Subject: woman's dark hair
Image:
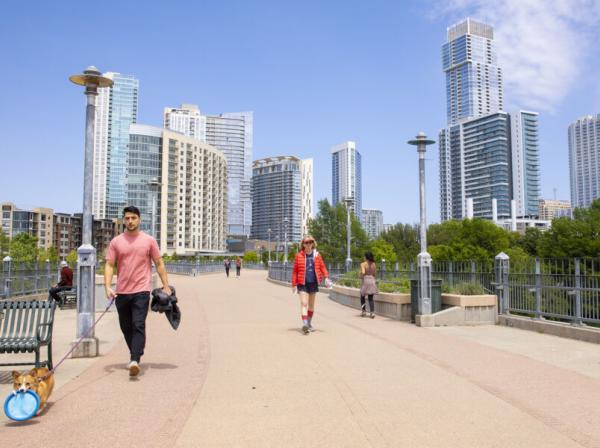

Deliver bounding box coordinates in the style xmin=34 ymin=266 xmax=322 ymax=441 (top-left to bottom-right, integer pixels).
xmin=123 ymin=205 xmax=141 ymax=217
xmin=364 ymin=251 xmax=375 ymax=263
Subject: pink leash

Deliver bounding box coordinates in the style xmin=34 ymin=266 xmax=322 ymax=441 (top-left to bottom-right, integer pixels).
xmin=41 ymin=298 xmax=115 ymax=380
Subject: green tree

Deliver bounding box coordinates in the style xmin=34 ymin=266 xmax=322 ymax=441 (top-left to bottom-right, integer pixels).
xmin=38 ymin=246 xmax=59 ymax=264
xmin=370 ymin=238 xmax=397 ymax=263
xmin=308 ymin=199 xmax=370 ymax=263
xmin=380 ymin=223 xmax=420 ymax=262
xmin=66 ymin=249 xmax=78 ymax=267
xmin=537 ymin=200 xmax=600 ymax=258
xmin=9 ymin=233 xmax=38 ymax=265
xmin=516 ymin=227 xmax=542 ymax=256
xmin=425 ymin=218 xmax=513 ymax=261
xmin=0 ymin=231 xmax=10 ymax=259
xmin=243 ymin=251 xmax=259 ymax=263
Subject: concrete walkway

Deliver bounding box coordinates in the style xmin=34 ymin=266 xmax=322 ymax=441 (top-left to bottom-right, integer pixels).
xmin=1 ymin=270 xmax=599 ymax=447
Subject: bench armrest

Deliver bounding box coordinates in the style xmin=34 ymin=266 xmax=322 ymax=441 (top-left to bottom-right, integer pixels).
xmin=37 ymin=321 xmax=54 ymax=343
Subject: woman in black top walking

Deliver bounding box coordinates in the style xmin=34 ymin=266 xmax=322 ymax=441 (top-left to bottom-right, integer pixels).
xmin=359 ymin=251 xmax=378 ymax=318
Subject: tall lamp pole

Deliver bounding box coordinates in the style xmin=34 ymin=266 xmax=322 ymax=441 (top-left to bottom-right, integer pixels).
xmin=69 ymin=66 xmax=113 ymax=357
xmin=408 ymin=132 xmax=435 ymax=315
xmin=343 ymin=197 xmax=354 ymax=272
xmin=283 ymin=217 xmax=289 ymax=264
xmin=148 ymin=177 xmax=161 ymax=241
xmin=267 ymin=228 xmax=272 ymax=264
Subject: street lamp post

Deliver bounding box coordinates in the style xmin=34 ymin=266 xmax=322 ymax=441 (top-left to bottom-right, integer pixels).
xmin=69 ymin=66 xmax=113 ymax=357
xmin=148 ymin=177 xmax=161 ymax=241
xmin=267 ymin=228 xmax=272 ymax=264
xmin=283 ymin=218 xmax=289 ymax=264
xmin=343 ymin=197 xmax=354 ymax=272
xmin=408 ymin=132 xmax=435 ymax=315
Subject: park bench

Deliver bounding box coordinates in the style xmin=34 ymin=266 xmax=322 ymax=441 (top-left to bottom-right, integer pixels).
xmin=57 ymin=287 xmax=77 ymax=310
xmin=0 ymin=300 xmax=56 ymax=369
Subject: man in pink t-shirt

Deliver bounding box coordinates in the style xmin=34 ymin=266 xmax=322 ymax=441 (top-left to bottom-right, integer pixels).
xmin=105 ymin=205 xmax=172 ymax=377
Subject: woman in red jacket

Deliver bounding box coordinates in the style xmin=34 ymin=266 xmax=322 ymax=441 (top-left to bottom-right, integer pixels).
xmin=292 ymin=235 xmax=331 ymax=334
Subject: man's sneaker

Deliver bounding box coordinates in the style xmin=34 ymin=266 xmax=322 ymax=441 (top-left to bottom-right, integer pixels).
xmin=360 ymin=309 xmax=366 ymax=317
xmin=370 ymin=312 xmax=375 ymax=319
xmin=302 ymin=325 xmax=310 ymax=335
xmin=128 ymin=361 xmax=140 ymax=377
xmin=308 ymin=323 xmax=316 ymax=332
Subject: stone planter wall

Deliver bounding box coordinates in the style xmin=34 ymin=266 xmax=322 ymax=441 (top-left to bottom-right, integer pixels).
xmin=329 ymin=285 xmax=411 ymax=321
xmin=416 ymin=294 xmax=498 ymax=327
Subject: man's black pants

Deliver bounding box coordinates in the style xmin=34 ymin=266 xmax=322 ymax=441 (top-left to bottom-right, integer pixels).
xmin=48 ymin=286 xmax=71 ymax=302
xmin=115 ymin=292 xmax=150 ymax=363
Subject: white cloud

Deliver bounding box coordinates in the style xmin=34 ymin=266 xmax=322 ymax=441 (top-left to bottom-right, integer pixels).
xmin=431 ymin=0 xmax=600 ymax=112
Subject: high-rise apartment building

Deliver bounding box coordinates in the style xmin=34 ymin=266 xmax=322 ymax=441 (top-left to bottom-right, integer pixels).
xmin=439 ymin=18 xmax=540 ymax=221
xmin=128 ymin=125 xmax=228 ymax=255
xmin=511 ymin=111 xmax=541 ymax=216
xmin=164 ymin=104 xmax=253 ymax=236
xmin=443 ymin=18 xmax=503 ymax=126
xmin=163 ymin=104 xmax=206 ymax=141
xmin=569 ymin=114 xmax=600 ymax=209
xmin=440 ymin=113 xmax=512 ymax=219
xmin=331 ymin=141 xmax=362 ymax=221
xmin=300 ymin=158 xmax=314 ymax=237
xmin=93 ymin=72 xmax=139 ymax=219
xmin=538 ymin=199 xmax=571 ymax=221
xmin=251 ymin=156 xmax=313 ymax=243
xmin=361 ymin=209 xmax=384 ymax=239
xmin=1 ymin=203 xmax=120 ymax=259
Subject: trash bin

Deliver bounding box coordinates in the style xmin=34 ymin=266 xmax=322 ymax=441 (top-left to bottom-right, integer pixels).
xmin=410 ymin=278 xmax=442 ymax=322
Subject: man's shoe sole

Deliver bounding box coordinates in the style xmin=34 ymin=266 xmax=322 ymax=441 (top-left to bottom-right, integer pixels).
xmin=129 ymin=364 xmax=140 ymax=377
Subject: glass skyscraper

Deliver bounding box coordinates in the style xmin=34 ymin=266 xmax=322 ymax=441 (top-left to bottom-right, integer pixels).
xmin=93 ymin=72 xmax=139 ymax=219
xmin=569 ymin=114 xmax=600 ymax=209
xmin=439 ymin=18 xmax=540 ymax=221
xmin=331 ymin=141 xmax=362 ymax=221
xmin=164 ymin=105 xmax=253 ymax=236
xmin=442 ymin=18 xmax=503 ymax=126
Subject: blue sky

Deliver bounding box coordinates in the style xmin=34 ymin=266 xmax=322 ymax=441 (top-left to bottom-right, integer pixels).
xmin=1 ymin=0 xmax=599 ymax=225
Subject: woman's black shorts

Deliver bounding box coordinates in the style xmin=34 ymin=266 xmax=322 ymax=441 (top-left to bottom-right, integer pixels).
xmin=297 ymin=282 xmax=319 ymax=294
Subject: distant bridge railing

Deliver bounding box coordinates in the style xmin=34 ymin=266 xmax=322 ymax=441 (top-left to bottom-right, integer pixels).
xmin=268 ymin=256 xmax=600 ymax=326
xmin=165 ymin=261 xmax=266 ymax=276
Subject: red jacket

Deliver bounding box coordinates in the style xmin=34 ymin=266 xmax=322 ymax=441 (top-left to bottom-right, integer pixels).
xmin=292 ymin=250 xmax=329 ymax=286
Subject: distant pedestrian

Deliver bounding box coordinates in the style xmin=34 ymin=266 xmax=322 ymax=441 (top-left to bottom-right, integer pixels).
xmin=359 ymin=251 xmax=378 ymax=318
xmin=48 ymin=260 xmax=73 ymax=303
xmin=224 ymin=258 xmax=231 ymax=277
xmin=105 ymin=205 xmax=172 ymax=377
xmin=292 ymin=235 xmax=330 ymax=334
xmin=235 ymin=256 xmax=242 ymax=277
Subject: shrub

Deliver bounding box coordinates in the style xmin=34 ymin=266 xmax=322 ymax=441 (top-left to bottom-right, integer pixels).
xmin=450 ymin=282 xmax=486 ymax=295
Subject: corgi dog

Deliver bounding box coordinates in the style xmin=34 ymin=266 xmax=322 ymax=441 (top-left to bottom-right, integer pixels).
xmin=12 ymin=367 xmax=55 ymax=413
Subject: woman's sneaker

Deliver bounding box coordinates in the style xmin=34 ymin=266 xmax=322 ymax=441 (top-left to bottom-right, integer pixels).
xmin=360 ymin=309 xmax=366 ymax=317
xmin=370 ymin=312 xmax=375 ymax=319
xmin=302 ymin=325 xmax=310 ymax=334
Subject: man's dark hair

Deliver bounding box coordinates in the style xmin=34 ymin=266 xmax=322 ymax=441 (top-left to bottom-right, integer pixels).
xmin=123 ymin=205 xmax=141 ymax=217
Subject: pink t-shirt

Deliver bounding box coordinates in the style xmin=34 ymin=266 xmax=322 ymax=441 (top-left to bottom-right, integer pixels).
xmin=106 ymin=232 xmax=161 ymax=294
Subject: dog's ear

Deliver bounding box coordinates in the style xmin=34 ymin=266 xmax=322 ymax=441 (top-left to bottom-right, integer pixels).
xmin=29 ymin=368 xmax=38 ymax=377
xmin=12 ymin=370 xmax=20 ymax=380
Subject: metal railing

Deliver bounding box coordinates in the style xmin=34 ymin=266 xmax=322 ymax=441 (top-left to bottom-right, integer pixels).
xmin=268 ymin=256 xmax=600 ymax=326
xmin=1 ymin=260 xmax=68 ymax=299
